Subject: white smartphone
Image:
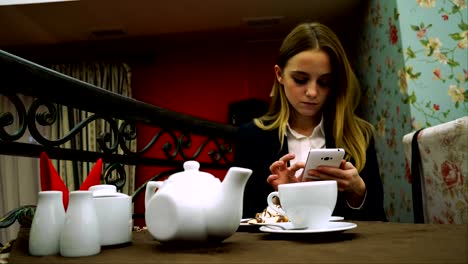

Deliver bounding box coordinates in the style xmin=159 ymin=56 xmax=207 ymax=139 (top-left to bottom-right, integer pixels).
xmin=302 ymin=148 xmax=346 ymax=181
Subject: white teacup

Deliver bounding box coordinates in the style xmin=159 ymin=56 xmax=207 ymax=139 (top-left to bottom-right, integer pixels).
xmin=266 ymin=180 xmax=338 ymax=229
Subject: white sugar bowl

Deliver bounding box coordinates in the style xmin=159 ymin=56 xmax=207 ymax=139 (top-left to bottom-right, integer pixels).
xmin=89 ymin=184 xmax=132 ymax=246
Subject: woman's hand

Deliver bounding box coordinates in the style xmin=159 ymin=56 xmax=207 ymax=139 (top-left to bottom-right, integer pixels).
xmin=266 ymin=153 xmax=305 ymax=190
xmin=306 ymin=160 xmax=366 ymax=206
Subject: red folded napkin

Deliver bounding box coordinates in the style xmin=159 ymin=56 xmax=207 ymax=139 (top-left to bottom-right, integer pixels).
xmin=39 ymin=152 xmax=103 ymax=210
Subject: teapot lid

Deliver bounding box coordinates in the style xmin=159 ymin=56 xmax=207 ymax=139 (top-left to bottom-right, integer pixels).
xmin=184 ymin=160 xmax=200 ymax=171
xmin=167 ymin=160 xmax=219 ymax=184
xmin=89 ymin=184 xmax=128 ymax=198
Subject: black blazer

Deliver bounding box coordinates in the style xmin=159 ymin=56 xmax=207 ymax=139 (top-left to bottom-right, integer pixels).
xmin=234 ymin=121 xmax=387 ymax=221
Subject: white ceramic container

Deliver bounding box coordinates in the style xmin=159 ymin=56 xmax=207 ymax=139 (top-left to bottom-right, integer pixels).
xmin=29 ymin=191 xmax=65 ymax=256
xmin=89 ymin=184 xmax=132 ymax=246
xmin=59 ymin=191 xmax=101 ymax=257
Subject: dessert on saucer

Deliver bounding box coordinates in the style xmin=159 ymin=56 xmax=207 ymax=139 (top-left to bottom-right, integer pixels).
xmin=243 ymin=196 xmax=288 ymax=225
xmin=240 ymin=195 xmax=345 ymax=227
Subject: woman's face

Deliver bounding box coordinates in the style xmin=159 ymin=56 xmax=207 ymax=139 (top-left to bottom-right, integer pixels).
xmin=275 ymin=49 xmax=332 ymax=122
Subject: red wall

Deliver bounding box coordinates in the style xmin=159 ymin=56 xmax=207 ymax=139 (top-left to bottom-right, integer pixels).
xmin=132 ymin=38 xmax=279 ymax=121
xmin=130 ymin=35 xmax=281 ymax=225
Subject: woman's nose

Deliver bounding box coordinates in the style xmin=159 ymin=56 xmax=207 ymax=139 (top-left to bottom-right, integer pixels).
xmin=305 ymin=82 xmax=318 ymax=97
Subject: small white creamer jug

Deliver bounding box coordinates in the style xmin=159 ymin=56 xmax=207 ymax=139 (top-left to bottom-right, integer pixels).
xmin=29 ymin=191 xmax=65 ymax=256
xmin=59 ymin=191 xmax=101 ymax=257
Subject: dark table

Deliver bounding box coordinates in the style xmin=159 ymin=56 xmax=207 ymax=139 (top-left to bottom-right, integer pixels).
xmin=8 ymin=221 xmax=468 ymax=263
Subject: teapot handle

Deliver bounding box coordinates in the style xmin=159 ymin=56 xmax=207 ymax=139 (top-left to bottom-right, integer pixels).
xmin=144 ymin=181 xmax=163 ymax=209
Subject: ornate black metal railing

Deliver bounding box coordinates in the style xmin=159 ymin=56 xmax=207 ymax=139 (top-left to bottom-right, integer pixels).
xmin=0 ymin=49 xmax=238 ymax=193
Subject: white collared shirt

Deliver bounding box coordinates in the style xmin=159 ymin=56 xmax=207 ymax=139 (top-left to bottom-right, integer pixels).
xmin=286 ymin=118 xmax=326 ymax=177
xmin=286 ymin=119 xmax=366 ymax=210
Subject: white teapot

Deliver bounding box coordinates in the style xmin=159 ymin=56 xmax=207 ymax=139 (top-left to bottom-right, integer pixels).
xmin=144 ymin=160 xmax=252 ymax=243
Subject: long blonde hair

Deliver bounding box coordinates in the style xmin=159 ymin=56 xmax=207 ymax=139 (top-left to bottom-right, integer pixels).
xmin=254 ymin=22 xmax=373 ymax=172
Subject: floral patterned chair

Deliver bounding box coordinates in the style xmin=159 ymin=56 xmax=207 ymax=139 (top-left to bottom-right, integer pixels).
xmin=403 ymin=116 xmax=468 ymax=224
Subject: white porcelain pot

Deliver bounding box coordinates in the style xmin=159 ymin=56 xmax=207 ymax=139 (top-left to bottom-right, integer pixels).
xmin=145 ymin=160 xmax=252 ymax=243
xmin=89 ymin=185 xmax=133 ymax=246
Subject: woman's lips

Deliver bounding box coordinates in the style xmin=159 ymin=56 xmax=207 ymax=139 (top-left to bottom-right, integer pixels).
xmin=302 ymin=102 xmax=318 ymax=106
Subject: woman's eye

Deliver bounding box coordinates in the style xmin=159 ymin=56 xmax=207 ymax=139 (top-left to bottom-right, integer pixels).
xmin=317 ymin=79 xmax=332 ymax=87
xmin=293 ymin=78 xmax=308 ymax=85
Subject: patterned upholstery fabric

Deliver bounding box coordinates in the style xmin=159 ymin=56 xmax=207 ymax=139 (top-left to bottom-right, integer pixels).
xmin=403 ymin=116 xmax=468 ymax=224
xmin=0 ymin=241 xmax=13 ymax=264
xmin=0 ymin=205 xmax=36 ymax=264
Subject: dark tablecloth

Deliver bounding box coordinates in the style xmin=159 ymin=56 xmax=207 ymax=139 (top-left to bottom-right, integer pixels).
xmin=8 ymin=221 xmax=468 ymax=263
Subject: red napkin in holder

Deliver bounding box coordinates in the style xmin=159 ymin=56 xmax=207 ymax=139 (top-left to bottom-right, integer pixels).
xmin=39 ymin=152 xmax=103 ymax=210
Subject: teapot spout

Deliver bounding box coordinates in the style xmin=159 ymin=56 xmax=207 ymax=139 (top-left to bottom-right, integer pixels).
xmin=206 ymin=167 xmax=252 ymax=240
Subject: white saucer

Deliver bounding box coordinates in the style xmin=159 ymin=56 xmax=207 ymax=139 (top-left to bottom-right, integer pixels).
xmin=259 ymin=221 xmax=357 ymax=234
xmin=240 ymin=216 xmax=344 ymax=226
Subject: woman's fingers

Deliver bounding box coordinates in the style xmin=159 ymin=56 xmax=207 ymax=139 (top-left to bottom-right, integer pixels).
xmin=339 ymin=160 xmax=347 ymax=169
xmin=266 ymin=174 xmax=279 ymax=185
xmin=342 ymin=161 xmax=354 ymax=169
xmin=287 ymin=162 xmax=304 ymax=180
xmin=269 ymin=153 xmax=296 ymax=173
xmin=269 ymin=160 xmax=285 ymax=173
xmin=313 ymin=161 xmax=363 ymax=192
xmin=267 ymin=174 xmax=287 ymax=191
xmin=290 ymin=161 xmax=305 ymax=170
xmin=279 ymin=153 xmax=295 ymax=162
xmin=268 ymin=153 xmax=302 ymax=189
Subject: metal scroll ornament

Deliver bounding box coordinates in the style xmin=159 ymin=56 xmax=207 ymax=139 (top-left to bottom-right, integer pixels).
xmin=1 ymin=96 xmax=233 ymax=163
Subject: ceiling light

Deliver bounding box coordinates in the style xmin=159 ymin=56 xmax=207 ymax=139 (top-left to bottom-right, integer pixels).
xmin=0 ymin=0 xmax=77 ymax=6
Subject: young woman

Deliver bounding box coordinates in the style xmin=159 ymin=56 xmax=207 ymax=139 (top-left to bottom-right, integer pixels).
xmin=234 ymin=22 xmax=387 ymax=221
